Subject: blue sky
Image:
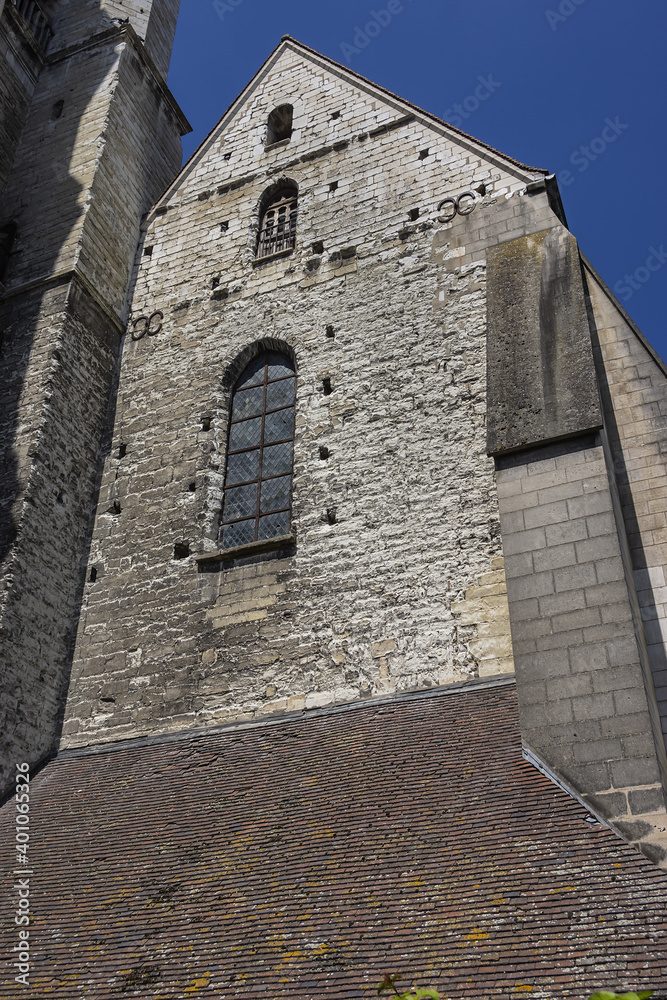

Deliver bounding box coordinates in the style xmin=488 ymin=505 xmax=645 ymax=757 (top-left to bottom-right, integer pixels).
xmin=167 ymin=0 xmax=667 ymax=359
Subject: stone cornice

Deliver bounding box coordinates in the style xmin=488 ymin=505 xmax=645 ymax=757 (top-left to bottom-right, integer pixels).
xmin=0 ymin=266 xmax=125 ymax=336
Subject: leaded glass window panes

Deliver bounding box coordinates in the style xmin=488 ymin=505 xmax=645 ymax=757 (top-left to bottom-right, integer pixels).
xmin=220 ymin=351 xmax=296 ymax=549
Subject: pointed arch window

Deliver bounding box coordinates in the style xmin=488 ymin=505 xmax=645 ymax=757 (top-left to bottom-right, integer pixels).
xmin=220 ymin=351 xmax=296 ymax=550
xmin=256 ymin=186 xmax=297 ymax=259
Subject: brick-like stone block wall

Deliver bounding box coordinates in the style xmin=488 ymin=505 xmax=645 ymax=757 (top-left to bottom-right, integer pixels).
xmin=1 ymin=29 xmax=185 ymax=308
xmin=50 ymin=1 xmax=180 ymax=77
xmin=63 ymin=43 xmax=558 ymax=748
xmin=496 ymin=434 xmax=667 ymax=864
xmin=0 ymin=281 xmax=122 ymax=794
xmin=142 ymin=0 xmax=180 ymax=78
xmin=0 ymin=16 xmax=185 ymax=795
xmin=451 ymin=557 xmax=514 ymax=677
xmin=0 ymin=5 xmax=39 ymax=200
xmin=586 ymin=266 xmax=667 ymax=746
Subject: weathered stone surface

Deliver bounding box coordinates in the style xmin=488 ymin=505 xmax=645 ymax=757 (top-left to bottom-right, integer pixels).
xmin=451 ymin=557 xmax=515 ymax=677
xmin=48 ymin=0 xmax=180 ymax=78
xmin=585 ymin=265 xmax=667 ymax=748
xmin=0 ymin=5 xmax=185 ymax=795
xmin=486 ymin=226 xmax=602 ymax=454
xmin=64 ymin=41 xmax=553 ymax=748
xmin=0 ymin=4 xmax=39 ymax=199
xmin=4 ymin=23 xmax=667 ymax=877
xmin=496 ymin=433 xmax=667 ymax=863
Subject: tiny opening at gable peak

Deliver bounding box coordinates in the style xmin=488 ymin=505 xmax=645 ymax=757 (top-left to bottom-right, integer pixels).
xmin=266 ymin=104 xmax=294 ymax=146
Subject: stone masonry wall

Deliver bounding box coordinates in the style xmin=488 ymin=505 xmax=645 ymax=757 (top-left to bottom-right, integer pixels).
xmin=451 ymin=557 xmax=514 ymax=677
xmin=50 ymin=1 xmax=180 ymax=76
xmin=63 ymin=43 xmax=555 ymax=747
xmin=0 ymin=282 xmax=121 ymax=793
xmin=496 ymin=434 xmax=667 ymax=865
xmin=0 ymin=13 xmax=185 ymax=793
xmin=0 ymin=4 xmax=40 ymax=200
xmin=1 ymin=30 xmax=184 ymax=309
xmin=1 ymin=38 xmax=124 ymax=290
xmin=586 ymin=267 xmax=667 ymax=745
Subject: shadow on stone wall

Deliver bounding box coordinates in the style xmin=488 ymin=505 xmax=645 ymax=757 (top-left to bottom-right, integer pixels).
xmin=0 ymin=1 xmax=187 ymax=791
xmin=0 ymin=2 xmax=116 ymax=566
xmin=586 ymin=288 xmax=667 ymax=759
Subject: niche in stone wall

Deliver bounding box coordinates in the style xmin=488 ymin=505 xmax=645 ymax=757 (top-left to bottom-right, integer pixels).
xmin=265 ymin=104 xmax=293 ymax=146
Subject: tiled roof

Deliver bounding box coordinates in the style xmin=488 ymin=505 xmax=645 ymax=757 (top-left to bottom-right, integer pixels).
xmin=1 ymin=682 xmax=666 ymax=997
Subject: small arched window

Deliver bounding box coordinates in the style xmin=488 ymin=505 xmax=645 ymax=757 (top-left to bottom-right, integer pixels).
xmin=266 ymin=104 xmax=293 ymax=146
xmin=256 ymin=185 xmax=297 ymax=259
xmin=220 ymin=350 xmax=296 ymax=550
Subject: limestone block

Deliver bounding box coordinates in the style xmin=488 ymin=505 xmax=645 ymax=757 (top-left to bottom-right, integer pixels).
xmin=486 ymin=226 xmax=602 ymax=454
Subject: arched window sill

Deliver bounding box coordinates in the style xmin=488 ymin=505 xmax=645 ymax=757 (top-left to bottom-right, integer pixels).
xmin=195 ymin=533 xmax=296 ymax=565
xmin=264 ymin=137 xmax=291 ymax=151
xmin=252 ymin=247 xmax=294 ymax=267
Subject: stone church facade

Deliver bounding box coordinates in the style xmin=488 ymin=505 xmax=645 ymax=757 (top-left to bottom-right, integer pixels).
xmin=1 ymin=2 xmax=667 ymax=996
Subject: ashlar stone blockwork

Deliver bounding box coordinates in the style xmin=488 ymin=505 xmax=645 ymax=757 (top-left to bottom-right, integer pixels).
xmin=496 ymin=434 xmax=667 ymax=865
xmin=49 ymin=0 xmax=180 ymax=78
xmin=585 ymin=265 xmax=667 ymax=745
xmin=0 ymin=1 xmax=41 ymax=199
xmin=0 ymin=8 xmax=186 ymax=795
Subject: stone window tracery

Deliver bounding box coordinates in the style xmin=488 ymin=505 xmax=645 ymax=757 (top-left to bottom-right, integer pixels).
xmin=220 ymin=351 xmax=296 ymax=550
xmin=256 ymin=185 xmax=298 ymax=259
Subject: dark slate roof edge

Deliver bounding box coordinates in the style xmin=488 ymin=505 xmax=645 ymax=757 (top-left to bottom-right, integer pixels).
xmin=523 ymin=741 xmax=610 ymax=830
xmin=581 ymin=254 xmax=667 ymax=377
xmin=56 ymin=674 xmax=516 ymax=760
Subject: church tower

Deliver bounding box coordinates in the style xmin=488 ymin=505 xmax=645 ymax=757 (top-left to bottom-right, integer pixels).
xmin=0 ymin=0 xmax=189 ymax=792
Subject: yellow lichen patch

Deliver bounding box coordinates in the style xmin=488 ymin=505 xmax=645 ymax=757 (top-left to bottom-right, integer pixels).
xmin=463 ymin=928 xmax=490 ymax=941
xmin=185 ymin=973 xmax=211 ymax=992
xmin=515 ymin=985 xmax=533 ymax=992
